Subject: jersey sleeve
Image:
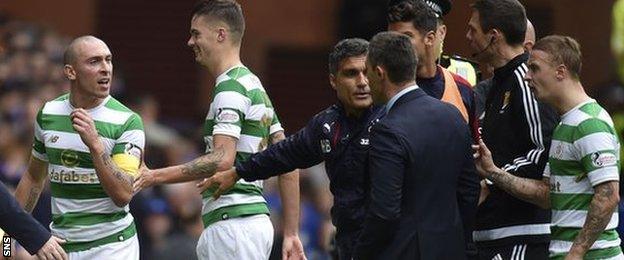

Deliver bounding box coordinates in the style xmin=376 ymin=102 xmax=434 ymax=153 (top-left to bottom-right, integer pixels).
xmin=211 ymin=80 xmax=250 ymax=139
xmin=270 ymin=109 xmax=284 ymax=135
xmin=574 ymin=118 xmax=620 ymax=186
xmin=32 ymin=109 xmax=48 ymax=162
xmin=111 ymin=113 xmax=145 ymax=177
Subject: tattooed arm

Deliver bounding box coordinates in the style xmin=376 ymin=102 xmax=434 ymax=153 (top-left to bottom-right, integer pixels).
xmin=136 ymin=134 xmax=237 ymax=189
xmin=15 ymin=157 xmax=48 ymax=212
xmin=567 ymin=181 xmax=620 ymax=258
xmin=474 ymin=139 xmax=551 ymax=209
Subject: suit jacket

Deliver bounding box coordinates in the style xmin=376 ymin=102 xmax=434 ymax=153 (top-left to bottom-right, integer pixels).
xmin=0 ymin=182 xmax=50 ymax=255
xmin=355 ymin=88 xmax=479 ymax=260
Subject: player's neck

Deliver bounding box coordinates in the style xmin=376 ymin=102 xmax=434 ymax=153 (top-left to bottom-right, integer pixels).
xmin=69 ymin=88 xmax=105 ymax=110
xmin=210 ymin=49 xmax=242 ymax=79
xmin=553 ymin=81 xmax=589 ymax=115
xmin=417 ymin=58 xmax=438 ymax=79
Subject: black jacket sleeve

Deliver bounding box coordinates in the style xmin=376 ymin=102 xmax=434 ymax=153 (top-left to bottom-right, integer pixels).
xmin=0 ymin=183 xmax=50 ymax=255
xmin=456 ymin=126 xmax=480 ymax=257
xmin=503 ymin=72 xmax=558 ymax=179
xmin=354 ymin=123 xmax=405 ymax=260
xmin=237 ymin=116 xmax=325 ymax=181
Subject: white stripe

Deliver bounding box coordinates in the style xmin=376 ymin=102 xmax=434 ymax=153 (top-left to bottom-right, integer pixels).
xmin=34 ymin=120 xmax=45 ymax=142
xmin=550 ymin=175 xmax=593 ymax=194
xmin=270 ymin=123 xmax=284 ymax=135
xmin=51 ymin=214 xmax=134 ymax=242
xmin=212 ymin=125 xmax=242 ymax=139
xmin=117 ymin=129 xmax=146 ymax=150
xmin=549 ymin=238 xmax=621 ymax=254
xmin=237 ymin=134 xmax=264 ymax=154
xmin=552 ymin=210 xmax=619 ymax=229
xmin=473 ymin=223 xmax=551 ymax=241
xmin=51 ymin=197 xmax=127 ymax=215
xmin=246 ymin=104 xmax=271 ymax=121
xmin=202 ymin=193 xmax=267 ymax=215
xmin=32 ymin=150 xmax=48 ymax=162
xmin=587 ymin=167 xmax=620 ymax=186
xmin=237 ymin=74 xmax=264 ymax=92
xmin=511 ymin=245 xmax=518 ymax=260
xmin=549 ymin=140 xmax=578 ymax=161
xmin=520 ymin=244 xmax=527 ymax=260
xmin=90 ymin=105 xmax=134 ymax=125
xmin=43 ymin=130 xmax=115 ymax=154
xmin=562 ymin=111 xmax=592 ymax=127
xmin=574 ymin=132 xmax=619 ymax=157
xmin=212 ymin=91 xmax=251 ymax=114
xmin=42 ymin=100 xmax=71 ymax=116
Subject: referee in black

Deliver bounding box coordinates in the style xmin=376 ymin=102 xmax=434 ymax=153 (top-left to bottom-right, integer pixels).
xmin=466 ymin=0 xmax=559 ymax=259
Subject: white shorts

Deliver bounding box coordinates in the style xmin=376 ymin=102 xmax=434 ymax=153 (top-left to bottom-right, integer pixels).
xmin=196 ymin=214 xmax=274 ymax=260
xmin=68 ymin=235 xmax=139 ymax=260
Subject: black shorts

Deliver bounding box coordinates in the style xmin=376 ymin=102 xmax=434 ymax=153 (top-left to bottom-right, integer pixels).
xmin=477 ymin=243 xmax=549 ymax=260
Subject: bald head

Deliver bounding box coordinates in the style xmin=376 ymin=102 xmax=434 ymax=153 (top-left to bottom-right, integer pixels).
xmin=524 ymin=19 xmax=536 ymax=51
xmin=63 ymin=35 xmax=108 ymax=65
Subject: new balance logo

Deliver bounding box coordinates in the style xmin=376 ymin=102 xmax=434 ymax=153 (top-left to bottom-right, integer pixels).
xmin=50 ymin=135 xmax=59 ymax=143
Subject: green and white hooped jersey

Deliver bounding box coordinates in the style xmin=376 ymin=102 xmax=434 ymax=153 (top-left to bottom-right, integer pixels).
xmin=201 ymin=65 xmax=282 ymax=227
xmin=545 ymin=100 xmax=622 ymax=259
xmin=32 ymin=94 xmax=145 ymax=252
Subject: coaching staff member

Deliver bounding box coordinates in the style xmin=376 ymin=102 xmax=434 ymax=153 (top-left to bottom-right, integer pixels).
xmin=354 ymin=31 xmax=476 ymax=260
xmin=466 ymin=0 xmax=559 ymax=258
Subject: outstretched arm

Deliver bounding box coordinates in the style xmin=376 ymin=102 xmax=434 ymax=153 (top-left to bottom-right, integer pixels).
xmin=474 ymin=139 xmax=551 ymax=209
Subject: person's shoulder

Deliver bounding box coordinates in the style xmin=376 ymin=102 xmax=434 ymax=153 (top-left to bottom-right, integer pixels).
xmin=105 ymin=97 xmax=142 ymax=123
xmin=312 ymin=104 xmax=341 ymax=123
xmin=450 ymin=71 xmax=474 ymax=91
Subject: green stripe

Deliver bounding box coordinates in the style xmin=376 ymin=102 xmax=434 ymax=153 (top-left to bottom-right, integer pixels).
xmin=553 ymin=119 xmax=615 ymax=143
xmin=580 ymin=150 xmax=619 ymax=173
xmin=551 ymin=227 xmax=619 ymax=242
xmin=33 ymin=138 xmax=45 ymax=153
xmin=52 ymin=211 xmax=127 ymax=228
xmin=51 ymin=182 xmax=108 ymax=199
xmin=214 ymin=80 xmax=247 ymax=96
xmin=578 ymin=102 xmax=602 ymax=117
xmin=551 ymin=193 xmax=593 ymax=211
xmin=46 ymin=147 xmax=94 ymax=169
xmin=248 ymin=89 xmax=273 ymax=106
xmin=123 ymin=113 xmax=144 ymax=131
xmin=202 ymin=183 xmax=263 ymax=198
xmin=103 ymin=97 xmax=133 ymax=113
xmin=550 ymin=245 xmax=622 ymax=259
xmin=54 ymin=93 xmax=70 ymax=101
xmin=549 ymin=158 xmax=584 ymax=176
xmin=226 ymin=67 xmax=252 ymax=80
xmin=62 ymin=223 xmax=136 ymax=253
xmin=202 ymin=202 xmax=269 ymax=227
xmin=241 ymin=119 xmax=271 ymax=137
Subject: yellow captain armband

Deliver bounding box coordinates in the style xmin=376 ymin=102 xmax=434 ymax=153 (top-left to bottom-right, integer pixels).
xmin=112 ymin=154 xmax=141 ymax=178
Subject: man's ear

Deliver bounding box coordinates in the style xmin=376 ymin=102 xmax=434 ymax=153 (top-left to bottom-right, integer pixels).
xmin=424 ymin=30 xmax=436 ymax=47
xmin=64 ymin=64 xmax=76 ymax=80
xmin=217 ymin=28 xmax=227 ymax=42
xmin=555 ymin=64 xmax=567 ymax=81
xmin=329 ymin=73 xmax=337 ymax=90
xmin=436 ymin=24 xmax=447 ymax=40
xmin=375 ymin=65 xmax=385 ymax=81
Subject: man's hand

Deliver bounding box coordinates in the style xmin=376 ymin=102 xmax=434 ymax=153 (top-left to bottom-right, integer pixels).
xmin=472 ymin=139 xmax=499 ymax=179
xmin=133 ymin=164 xmax=155 ymax=193
xmin=36 ymin=236 xmax=68 ymax=260
xmin=282 ymin=234 xmax=306 ymax=260
xmin=196 ymin=168 xmax=239 ymax=199
xmin=71 ymin=108 xmax=103 ymax=153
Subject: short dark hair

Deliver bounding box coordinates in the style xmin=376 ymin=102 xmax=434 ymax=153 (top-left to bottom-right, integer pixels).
xmin=533 ymin=35 xmax=583 ymax=79
xmin=368 ymin=31 xmax=417 ymax=84
xmin=471 ymin=0 xmax=526 ymax=46
xmin=387 ymin=0 xmax=438 ymax=35
xmin=328 ymin=38 xmax=369 ymax=75
xmin=192 ymin=0 xmax=245 ymax=43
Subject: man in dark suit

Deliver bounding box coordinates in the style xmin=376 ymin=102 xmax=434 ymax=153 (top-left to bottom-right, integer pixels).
xmin=0 ymin=183 xmax=67 ymax=259
xmin=354 ymin=31 xmax=478 ymax=260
